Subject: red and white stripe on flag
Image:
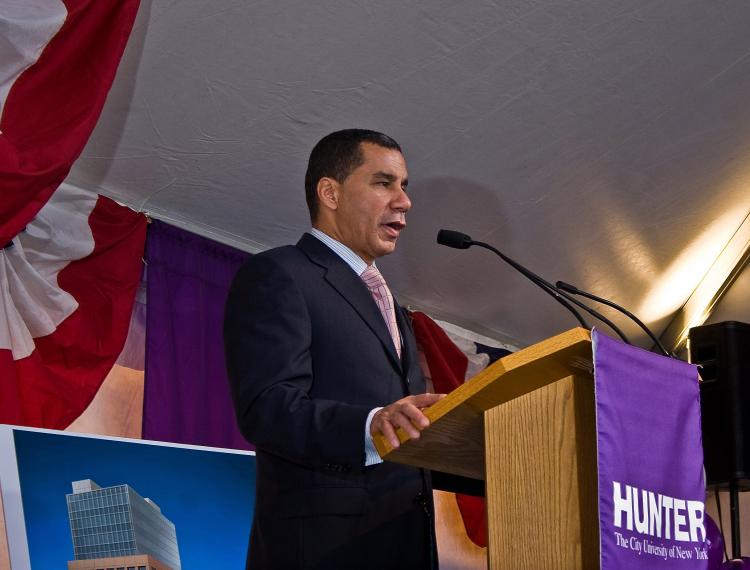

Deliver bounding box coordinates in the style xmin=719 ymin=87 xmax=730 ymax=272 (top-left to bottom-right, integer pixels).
xmin=411 ymin=311 xmax=491 ymax=548
xmin=0 ymin=0 xmax=140 ymax=246
xmin=0 ymin=183 xmax=146 ymax=428
xmin=0 ymin=0 xmax=144 ymax=428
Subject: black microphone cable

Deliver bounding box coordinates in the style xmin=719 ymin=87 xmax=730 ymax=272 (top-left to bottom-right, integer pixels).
xmin=436 ymin=230 xmax=589 ymax=329
xmin=437 ymin=229 xmax=632 ymax=344
xmin=556 ymin=280 xmax=673 ymax=357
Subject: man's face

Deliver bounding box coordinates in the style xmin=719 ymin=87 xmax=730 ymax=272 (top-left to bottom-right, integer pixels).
xmin=331 ymin=142 xmax=411 ymax=264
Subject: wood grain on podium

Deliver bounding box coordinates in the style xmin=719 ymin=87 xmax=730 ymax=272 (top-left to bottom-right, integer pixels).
xmin=484 ymin=374 xmax=598 ymax=569
xmin=374 ymin=328 xmax=599 ymax=569
xmin=374 ymin=328 xmax=593 ymax=478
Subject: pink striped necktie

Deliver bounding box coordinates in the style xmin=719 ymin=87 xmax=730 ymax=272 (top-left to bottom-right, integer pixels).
xmin=360 ymin=264 xmax=402 ymax=358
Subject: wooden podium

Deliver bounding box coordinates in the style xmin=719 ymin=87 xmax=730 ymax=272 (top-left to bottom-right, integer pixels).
xmin=374 ymin=327 xmax=600 ymax=569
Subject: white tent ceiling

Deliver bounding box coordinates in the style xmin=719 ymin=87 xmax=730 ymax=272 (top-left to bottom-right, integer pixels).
xmin=66 ymin=0 xmax=750 ymax=349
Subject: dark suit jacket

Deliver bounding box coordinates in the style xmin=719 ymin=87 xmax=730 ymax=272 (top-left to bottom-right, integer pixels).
xmin=224 ymin=233 xmax=436 ymax=570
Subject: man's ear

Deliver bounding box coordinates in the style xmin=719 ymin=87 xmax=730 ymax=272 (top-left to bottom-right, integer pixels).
xmin=317 ymin=177 xmax=339 ymax=212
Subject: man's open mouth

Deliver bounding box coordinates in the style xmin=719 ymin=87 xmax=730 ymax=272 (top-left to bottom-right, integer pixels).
xmin=382 ymin=221 xmax=406 ymax=238
xmin=383 ymin=221 xmax=406 ymax=231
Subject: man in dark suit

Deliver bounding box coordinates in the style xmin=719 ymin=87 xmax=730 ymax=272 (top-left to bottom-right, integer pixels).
xmin=224 ymin=129 xmax=444 ymax=569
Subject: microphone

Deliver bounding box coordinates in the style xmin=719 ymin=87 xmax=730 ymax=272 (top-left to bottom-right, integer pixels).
xmin=437 ymin=229 xmax=632 ymax=344
xmin=555 ymin=281 xmax=673 ymax=357
xmin=436 ymin=229 xmax=472 ymax=249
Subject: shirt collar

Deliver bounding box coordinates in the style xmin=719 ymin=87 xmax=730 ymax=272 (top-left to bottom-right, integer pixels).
xmin=309 ymin=228 xmax=370 ymax=276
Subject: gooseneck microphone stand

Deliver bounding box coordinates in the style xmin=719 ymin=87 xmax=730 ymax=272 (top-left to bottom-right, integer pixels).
xmin=556 ymin=280 xmax=673 ymax=358
xmin=437 ymin=230 xmax=631 ymax=344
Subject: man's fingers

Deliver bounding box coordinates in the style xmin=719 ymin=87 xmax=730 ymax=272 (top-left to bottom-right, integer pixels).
xmin=401 ymin=393 xmax=445 ymax=427
xmin=378 ymin=418 xmax=400 ymax=449
xmin=398 ymin=402 xmax=430 ymax=428
xmin=411 ymin=392 xmax=445 ymax=408
xmin=372 ymin=409 xmax=404 ymax=447
xmin=391 ymin=410 xmax=422 ymax=439
xmin=374 ymin=408 xmax=420 ymax=441
xmin=372 ymin=393 xmax=448 ymax=447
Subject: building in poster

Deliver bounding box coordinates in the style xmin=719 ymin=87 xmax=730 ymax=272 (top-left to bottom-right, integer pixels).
xmin=66 ymin=479 xmax=181 ymax=570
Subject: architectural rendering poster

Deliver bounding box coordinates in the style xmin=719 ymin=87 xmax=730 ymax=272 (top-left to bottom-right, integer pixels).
xmin=0 ymin=425 xmax=256 ymax=569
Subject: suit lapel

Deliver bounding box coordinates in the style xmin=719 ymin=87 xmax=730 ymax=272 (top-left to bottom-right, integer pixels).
xmin=395 ymin=304 xmax=413 ymax=376
xmin=297 ymin=233 xmax=403 ymax=372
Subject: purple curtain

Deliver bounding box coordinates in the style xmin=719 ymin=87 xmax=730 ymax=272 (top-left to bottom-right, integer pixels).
xmin=143 ymin=220 xmax=252 ymax=450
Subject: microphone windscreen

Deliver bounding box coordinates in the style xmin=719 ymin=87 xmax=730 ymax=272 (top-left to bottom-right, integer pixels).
xmin=437 ymin=229 xmax=473 ymax=249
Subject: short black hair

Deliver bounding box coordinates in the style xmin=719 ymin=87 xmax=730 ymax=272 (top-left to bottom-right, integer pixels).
xmin=304 ymin=129 xmax=402 ymax=222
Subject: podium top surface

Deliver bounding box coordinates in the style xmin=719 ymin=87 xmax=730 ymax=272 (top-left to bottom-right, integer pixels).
xmin=374 ymin=327 xmax=593 ymax=478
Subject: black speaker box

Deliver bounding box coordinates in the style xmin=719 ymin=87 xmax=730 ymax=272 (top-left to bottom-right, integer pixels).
xmin=689 ymin=320 xmax=750 ymax=489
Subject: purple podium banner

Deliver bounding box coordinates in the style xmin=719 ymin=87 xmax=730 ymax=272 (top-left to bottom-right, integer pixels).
xmin=594 ymin=330 xmax=708 ymax=569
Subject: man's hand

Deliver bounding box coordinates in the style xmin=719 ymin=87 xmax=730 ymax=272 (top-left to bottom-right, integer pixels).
xmin=370 ymin=393 xmax=445 ymax=450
